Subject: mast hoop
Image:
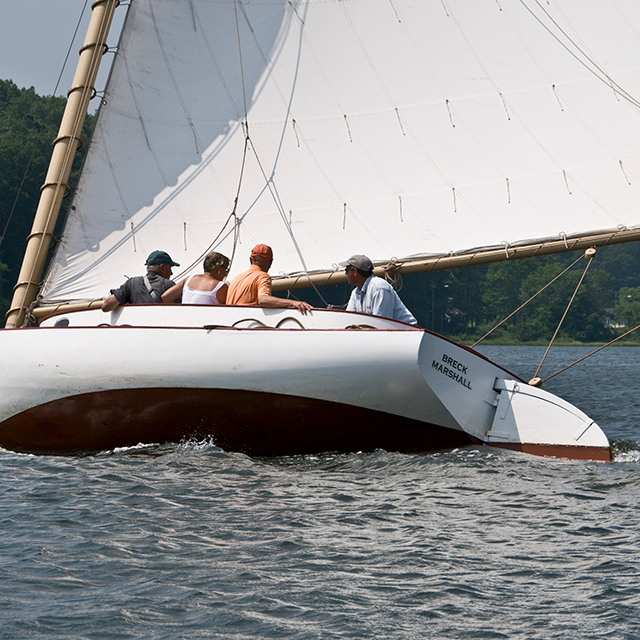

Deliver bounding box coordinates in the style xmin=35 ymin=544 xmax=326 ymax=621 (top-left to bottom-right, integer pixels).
xmin=25 ymin=232 xmax=58 ymax=254
xmin=78 ymin=42 xmax=110 ymax=57
xmin=10 ymin=280 xmax=43 ymax=294
xmin=52 ymin=134 xmax=83 ymax=150
xmin=92 ymin=0 xmax=120 ymax=9
xmin=39 ymin=182 xmax=71 ymax=199
xmin=25 ymin=230 xmax=55 ymax=242
xmin=66 ymin=84 xmax=98 ymax=100
xmin=5 ymin=0 xmax=120 ymax=328
xmin=5 ymin=306 xmax=30 ymax=322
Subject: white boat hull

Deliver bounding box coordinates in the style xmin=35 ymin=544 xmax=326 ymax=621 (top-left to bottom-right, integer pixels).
xmin=0 ymin=306 xmax=610 ymax=460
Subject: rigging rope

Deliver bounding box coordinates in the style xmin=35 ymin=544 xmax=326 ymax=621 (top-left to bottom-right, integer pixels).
xmin=163 ymin=0 xmax=249 ymax=282
xmin=470 ymin=245 xmax=631 ymax=389
xmin=532 ymin=247 xmax=596 ymax=379
xmin=471 ymin=251 xmax=586 ymax=348
xmin=171 ymin=133 xmax=248 ymax=281
xmin=529 ymin=0 xmax=640 ymax=109
xmin=226 ymin=0 xmax=335 ymax=309
xmin=534 ymin=321 xmax=640 ymax=386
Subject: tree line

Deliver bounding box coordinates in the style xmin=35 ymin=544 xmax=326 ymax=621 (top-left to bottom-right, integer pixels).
xmin=401 ymin=248 xmax=640 ymax=345
xmin=298 ymin=246 xmax=640 ymax=345
xmin=2 ymin=79 xmax=640 ymax=343
xmin=0 ymin=79 xmax=94 ymax=319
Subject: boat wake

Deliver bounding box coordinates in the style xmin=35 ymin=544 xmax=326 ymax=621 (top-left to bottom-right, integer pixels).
xmin=2 ymin=437 xmax=638 ymax=464
xmin=100 ymin=438 xmax=228 ymax=457
xmin=610 ymin=440 xmax=640 ymax=463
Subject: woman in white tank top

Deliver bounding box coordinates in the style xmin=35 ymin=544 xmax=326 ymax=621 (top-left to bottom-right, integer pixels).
xmin=162 ymin=252 xmax=230 ymax=305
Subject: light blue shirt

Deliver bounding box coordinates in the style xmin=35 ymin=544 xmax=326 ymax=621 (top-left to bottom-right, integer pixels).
xmin=346 ymin=276 xmax=417 ymax=325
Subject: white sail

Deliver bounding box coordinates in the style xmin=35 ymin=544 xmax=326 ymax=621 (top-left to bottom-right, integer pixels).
xmin=41 ymin=0 xmax=640 ymax=303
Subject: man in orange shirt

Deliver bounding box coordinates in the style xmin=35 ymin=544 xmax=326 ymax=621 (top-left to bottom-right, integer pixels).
xmin=227 ymin=244 xmax=312 ymax=315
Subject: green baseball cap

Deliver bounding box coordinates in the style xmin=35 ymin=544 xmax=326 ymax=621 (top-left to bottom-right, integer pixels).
xmin=145 ymin=250 xmax=180 ymax=266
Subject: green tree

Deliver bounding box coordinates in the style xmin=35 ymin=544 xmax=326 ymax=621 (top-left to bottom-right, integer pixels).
xmin=396 ymin=264 xmax=488 ymax=334
xmin=613 ymin=286 xmax=640 ymax=329
xmin=481 ymin=259 xmax=540 ymax=326
xmin=0 ymin=79 xmax=94 ymax=319
xmin=477 ymin=255 xmax=613 ymax=344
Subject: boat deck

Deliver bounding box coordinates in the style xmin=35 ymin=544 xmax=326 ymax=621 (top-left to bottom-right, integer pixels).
xmin=38 ymin=305 xmax=422 ymax=331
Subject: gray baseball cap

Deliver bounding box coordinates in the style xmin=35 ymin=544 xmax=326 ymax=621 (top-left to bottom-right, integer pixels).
xmin=339 ymin=254 xmax=373 ymax=272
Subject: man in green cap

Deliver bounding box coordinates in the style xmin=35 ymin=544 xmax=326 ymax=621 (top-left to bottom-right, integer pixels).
xmin=101 ymin=250 xmax=180 ymax=312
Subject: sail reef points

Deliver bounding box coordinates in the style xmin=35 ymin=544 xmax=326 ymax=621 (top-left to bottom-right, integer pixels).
xmin=432 ymin=354 xmax=472 ymax=390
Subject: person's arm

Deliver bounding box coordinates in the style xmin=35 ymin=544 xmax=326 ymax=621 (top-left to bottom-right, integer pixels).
xmin=255 ymin=272 xmax=311 ymax=313
xmin=162 ymin=278 xmax=186 ymax=303
xmin=257 ymin=293 xmax=312 ymax=315
xmin=102 ymin=280 xmax=131 ymax=312
xmin=216 ymin=283 xmax=228 ymax=305
xmin=101 ymin=294 xmax=120 ymax=312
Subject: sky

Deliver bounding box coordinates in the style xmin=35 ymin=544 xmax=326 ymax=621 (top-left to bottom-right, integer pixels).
xmin=0 ymin=0 xmax=125 ymax=97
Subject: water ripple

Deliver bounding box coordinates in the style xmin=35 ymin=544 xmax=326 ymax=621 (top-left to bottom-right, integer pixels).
xmin=1 ymin=347 xmax=640 ymax=637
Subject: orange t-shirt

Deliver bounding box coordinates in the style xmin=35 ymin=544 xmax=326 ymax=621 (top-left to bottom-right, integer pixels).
xmin=226 ymin=264 xmax=272 ymax=305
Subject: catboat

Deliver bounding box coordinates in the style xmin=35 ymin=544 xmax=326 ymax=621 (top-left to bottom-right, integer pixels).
xmin=1 ymin=304 xmax=610 ymax=458
xmin=3 ymin=0 xmax=640 ymax=459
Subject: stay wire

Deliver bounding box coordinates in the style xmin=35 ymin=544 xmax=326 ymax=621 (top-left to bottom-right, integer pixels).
xmin=471 ymin=252 xmax=585 ymax=348
xmin=245 ymin=138 xmax=334 ymax=308
xmin=539 ymin=321 xmax=640 ymax=384
xmin=233 ymin=0 xmax=249 ymax=125
xmin=533 ymin=251 xmax=595 ymax=379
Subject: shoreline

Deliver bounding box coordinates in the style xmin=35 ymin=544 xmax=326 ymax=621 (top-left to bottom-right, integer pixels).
xmin=465 ymin=339 xmax=640 ymax=348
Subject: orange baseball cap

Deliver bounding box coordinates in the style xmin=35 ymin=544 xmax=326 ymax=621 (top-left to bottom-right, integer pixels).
xmin=250 ymin=244 xmax=273 ymax=260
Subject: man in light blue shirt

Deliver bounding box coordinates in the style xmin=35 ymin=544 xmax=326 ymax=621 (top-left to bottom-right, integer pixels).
xmin=340 ymin=254 xmax=417 ymax=325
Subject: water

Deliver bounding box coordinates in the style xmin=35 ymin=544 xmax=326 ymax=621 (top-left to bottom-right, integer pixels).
xmin=1 ymin=346 xmax=639 ymax=639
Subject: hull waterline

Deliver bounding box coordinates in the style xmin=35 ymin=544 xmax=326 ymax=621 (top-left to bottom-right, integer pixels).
xmin=0 ymin=387 xmax=474 ymax=456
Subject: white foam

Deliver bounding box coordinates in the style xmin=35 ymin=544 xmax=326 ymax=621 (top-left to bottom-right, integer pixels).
xmin=614 ymin=449 xmax=640 ymax=463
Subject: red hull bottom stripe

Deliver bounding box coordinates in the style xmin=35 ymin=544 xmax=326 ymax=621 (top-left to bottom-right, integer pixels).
xmin=487 ymin=441 xmax=611 ymax=462
xmin=0 ymin=387 xmax=474 ymax=456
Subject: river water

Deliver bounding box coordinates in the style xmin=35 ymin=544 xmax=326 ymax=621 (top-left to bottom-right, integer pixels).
xmin=1 ymin=346 xmax=639 ymax=639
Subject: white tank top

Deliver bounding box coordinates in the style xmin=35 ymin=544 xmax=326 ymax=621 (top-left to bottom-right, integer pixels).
xmin=182 ymin=276 xmax=225 ymax=305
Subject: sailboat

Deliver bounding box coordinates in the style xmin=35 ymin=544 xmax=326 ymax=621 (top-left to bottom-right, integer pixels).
xmin=2 ymin=0 xmax=639 ymax=459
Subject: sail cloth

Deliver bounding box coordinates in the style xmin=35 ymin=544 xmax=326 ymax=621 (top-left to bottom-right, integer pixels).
xmin=41 ymin=0 xmax=640 ymax=303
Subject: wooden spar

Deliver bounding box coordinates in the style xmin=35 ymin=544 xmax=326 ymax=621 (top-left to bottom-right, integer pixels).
xmin=271 ymin=227 xmax=640 ymax=291
xmin=5 ymin=0 xmax=121 ymax=328
xmin=31 ymin=300 xmax=105 ymax=319
xmin=29 ymin=226 xmax=640 ymax=319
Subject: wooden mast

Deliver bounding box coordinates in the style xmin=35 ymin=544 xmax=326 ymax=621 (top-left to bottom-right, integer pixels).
xmin=5 ymin=0 xmax=121 ymax=328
